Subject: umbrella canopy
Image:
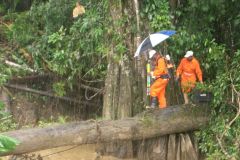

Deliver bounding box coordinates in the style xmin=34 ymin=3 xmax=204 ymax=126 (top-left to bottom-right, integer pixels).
xmin=134 ymin=30 xmax=176 ymax=57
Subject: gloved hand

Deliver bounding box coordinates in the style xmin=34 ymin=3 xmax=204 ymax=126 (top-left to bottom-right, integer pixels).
xmin=150 ymin=72 xmax=156 ymax=79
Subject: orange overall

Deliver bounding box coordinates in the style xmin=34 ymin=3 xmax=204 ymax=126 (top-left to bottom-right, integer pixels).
xmin=150 ymin=58 xmax=169 ymax=108
xmin=176 ymin=58 xmax=202 ymax=93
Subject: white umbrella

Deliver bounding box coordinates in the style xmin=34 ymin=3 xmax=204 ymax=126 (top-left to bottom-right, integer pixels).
xmin=134 ymin=30 xmax=176 ymax=57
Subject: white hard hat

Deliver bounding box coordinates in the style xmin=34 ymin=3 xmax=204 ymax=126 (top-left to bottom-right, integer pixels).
xmin=184 ymin=50 xmax=193 ymax=58
xmin=149 ymin=50 xmax=156 ymax=59
xmin=165 ymin=54 xmax=171 ymax=61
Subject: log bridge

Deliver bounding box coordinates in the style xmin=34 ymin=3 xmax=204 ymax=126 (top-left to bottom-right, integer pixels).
xmin=1 ymin=104 xmax=209 ymax=156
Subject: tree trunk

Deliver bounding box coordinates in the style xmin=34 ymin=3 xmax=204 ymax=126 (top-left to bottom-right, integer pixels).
xmin=102 ymin=0 xmax=141 ymax=158
xmin=103 ymin=0 xmax=133 ymax=120
xmin=169 ymin=0 xmax=178 ymax=11
xmin=136 ymin=133 xmax=199 ymax=160
xmin=1 ymin=104 xmax=209 ymax=156
xmin=132 ymin=0 xmax=146 ymax=114
xmin=169 ymin=0 xmax=180 ymax=25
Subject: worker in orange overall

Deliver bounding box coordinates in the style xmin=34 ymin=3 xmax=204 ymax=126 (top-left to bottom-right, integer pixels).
xmin=176 ymin=51 xmax=203 ymax=104
xmin=149 ymin=50 xmax=170 ymax=108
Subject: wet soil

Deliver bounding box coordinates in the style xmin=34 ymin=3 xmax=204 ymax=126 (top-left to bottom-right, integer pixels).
xmin=3 ymin=144 xmax=136 ymax=160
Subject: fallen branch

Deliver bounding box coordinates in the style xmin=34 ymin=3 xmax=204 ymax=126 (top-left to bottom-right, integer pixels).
xmin=4 ymin=84 xmax=96 ymax=106
xmin=220 ymin=76 xmax=240 ymax=141
xmin=8 ymin=75 xmax=103 ymax=93
xmin=216 ymin=75 xmax=240 ymax=159
xmin=81 ymin=84 xmax=103 ymax=94
xmin=9 ymin=74 xmax=52 ymax=84
xmin=216 ymin=135 xmax=231 ymax=159
xmin=5 ymin=60 xmax=35 ymax=72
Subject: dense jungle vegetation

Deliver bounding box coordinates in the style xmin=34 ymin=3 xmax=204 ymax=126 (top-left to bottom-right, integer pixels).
xmin=0 ymin=0 xmax=240 ymax=159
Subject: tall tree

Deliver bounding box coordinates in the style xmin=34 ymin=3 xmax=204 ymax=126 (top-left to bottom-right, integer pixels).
xmin=103 ymin=0 xmax=137 ymax=120
xmin=102 ymin=0 xmax=144 ymax=158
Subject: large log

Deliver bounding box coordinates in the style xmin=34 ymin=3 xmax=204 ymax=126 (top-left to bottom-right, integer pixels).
xmin=1 ymin=104 xmax=209 ymax=156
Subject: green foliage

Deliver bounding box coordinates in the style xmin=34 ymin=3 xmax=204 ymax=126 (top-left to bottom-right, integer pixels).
xmin=29 ymin=0 xmax=75 ymax=34
xmin=0 ymin=101 xmax=5 ymax=110
xmin=38 ymin=115 xmax=68 ymax=127
xmin=41 ymin=3 xmax=108 ymax=86
xmin=141 ymin=0 xmax=173 ymax=31
xmin=158 ymin=0 xmax=240 ymax=158
xmin=7 ymin=12 xmax=36 ymax=45
xmin=57 ymin=115 xmax=68 ymax=124
xmin=4 ymin=0 xmax=109 ymax=95
xmin=0 ymin=48 xmax=11 ymax=85
xmin=0 ymin=46 xmax=31 ymax=84
xmin=195 ymin=50 xmax=240 ymax=159
xmin=175 ymin=0 xmax=240 ymax=50
xmin=0 ymin=135 xmax=19 ymax=154
xmin=47 ymin=27 xmax=70 ymax=75
xmin=0 ymin=72 xmax=9 ymax=86
xmin=0 ymin=0 xmax=20 ymax=13
xmin=0 ymin=101 xmax=16 ymax=132
xmin=52 ymin=81 xmax=66 ymax=97
xmin=0 ymin=4 xmax=6 ymax=14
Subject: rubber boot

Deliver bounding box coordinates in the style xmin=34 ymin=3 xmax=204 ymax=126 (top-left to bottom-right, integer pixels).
xmin=150 ymin=97 xmax=158 ymax=108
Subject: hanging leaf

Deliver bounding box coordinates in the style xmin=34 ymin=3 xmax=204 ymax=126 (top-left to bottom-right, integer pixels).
xmin=72 ymin=2 xmax=85 ymax=18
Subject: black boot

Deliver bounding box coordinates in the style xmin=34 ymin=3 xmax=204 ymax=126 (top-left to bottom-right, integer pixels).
xmin=151 ymin=97 xmax=158 ymax=108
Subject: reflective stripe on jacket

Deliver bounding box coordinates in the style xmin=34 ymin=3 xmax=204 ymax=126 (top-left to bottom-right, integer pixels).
xmin=176 ymin=57 xmax=202 ymax=82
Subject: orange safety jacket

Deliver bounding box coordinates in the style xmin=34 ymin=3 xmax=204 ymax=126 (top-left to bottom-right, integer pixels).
xmin=176 ymin=57 xmax=202 ymax=92
xmin=150 ymin=57 xmax=169 ymax=108
xmin=153 ymin=57 xmax=169 ymax=78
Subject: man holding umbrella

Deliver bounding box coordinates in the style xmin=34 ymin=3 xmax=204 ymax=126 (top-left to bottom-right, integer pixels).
xmin=134 ymin=30 xmax=176 ymax=108
xmin=149 ymin=50 xmax=170 ymax=108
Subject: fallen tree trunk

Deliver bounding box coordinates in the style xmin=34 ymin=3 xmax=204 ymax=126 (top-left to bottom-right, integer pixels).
xmin=1 ymin=104 xmax=209 ymax=156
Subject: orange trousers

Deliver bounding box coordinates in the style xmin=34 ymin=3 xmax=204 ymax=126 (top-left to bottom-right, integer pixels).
xmin=150 ymin=78 xmax=169 ymax=108
xmin=181 ymin=76 xmax=196 ymax=93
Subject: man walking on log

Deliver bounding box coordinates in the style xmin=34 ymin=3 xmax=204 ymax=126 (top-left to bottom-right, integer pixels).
xmin=176 ymin=50 xmax=203 ymax=104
